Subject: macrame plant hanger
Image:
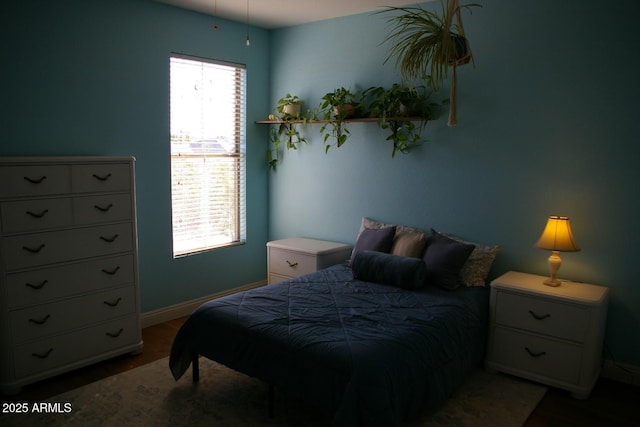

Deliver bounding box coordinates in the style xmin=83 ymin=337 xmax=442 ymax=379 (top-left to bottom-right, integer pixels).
xmin=445 ymin=0 xmax=471 ymax=127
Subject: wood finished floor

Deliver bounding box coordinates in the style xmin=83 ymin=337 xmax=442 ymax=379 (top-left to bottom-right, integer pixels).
xmin=2 ymin=316 xmax=639 ymax=426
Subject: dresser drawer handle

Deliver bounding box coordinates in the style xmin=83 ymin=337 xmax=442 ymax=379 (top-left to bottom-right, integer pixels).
xmin=103 ymin=297 xmax=122 ymax=307
xmin=286 ymin=260 xmax=299 ymax=268
xmin=28 ymin=314 xmax=51 ymax=325
xmin=26 ymin=209 xmax=49 ymax=218
xmin=94 ymin=203 xmax=114 ymax=212
xmin=23 ymin=175 xmax=47 ymax=184
xmin=528 ymin=310 xmax=551 ymax=321
xmin=32 ymin=348 xmax=53 ymax=359
xmin=92 ymin=173 xmax=112 ymax=181
xmin=101 ymin=266 xmax=121 ymax=275
xmin=100 ymin=234 xmax=119 ymax=243
xmin=106 ymin=328 xmax=124 ymax=338
xmin=22 ymin=244 xmax=46 ymax=253
xmin=25 ymin=279 xmax=49 ymax=290
xmin=525 ymin=347 xmax=547 ymax=358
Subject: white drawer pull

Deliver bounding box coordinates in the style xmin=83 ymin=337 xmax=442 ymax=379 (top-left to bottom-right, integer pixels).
xmin=525 ymin=347 xmax=547 ymax=358
xmin=28 ymin=314 xmax=51 ymax=325
xmin=31 ymin=348 xmax=53 ymax=359
xmin=286 ymin=260 xmax=298 ymax=268
xmin=528 ymin=310 xmax=551 ymax=321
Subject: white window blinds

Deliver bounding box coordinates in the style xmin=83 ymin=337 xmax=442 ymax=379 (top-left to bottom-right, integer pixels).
xmin=169 ymin=55 xmax=246 ymax=257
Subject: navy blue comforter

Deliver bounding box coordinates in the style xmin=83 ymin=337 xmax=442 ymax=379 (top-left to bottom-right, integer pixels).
xmin=169 ymin=263 xmax=489 ymax=426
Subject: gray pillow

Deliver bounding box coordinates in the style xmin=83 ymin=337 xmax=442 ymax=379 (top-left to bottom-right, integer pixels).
xmin=422 ymin=229 xmax=475 ymax=290
xmin=351 ymin=225 xmax=396 ymax=261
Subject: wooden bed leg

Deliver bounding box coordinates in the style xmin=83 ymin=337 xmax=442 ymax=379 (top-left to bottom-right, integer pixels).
xmin=268 ymin=384 xmax=275 ymax=418
xmin=192 ymin=354 xmax=200 ymax=383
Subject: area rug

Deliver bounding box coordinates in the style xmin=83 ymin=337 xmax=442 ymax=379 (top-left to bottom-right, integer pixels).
xmin=2 ymin=357 xmax=546 ymax=426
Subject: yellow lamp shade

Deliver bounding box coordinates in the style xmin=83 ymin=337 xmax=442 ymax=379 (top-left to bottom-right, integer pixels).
xmin=535 ymin=216 xmax=580 ymax=252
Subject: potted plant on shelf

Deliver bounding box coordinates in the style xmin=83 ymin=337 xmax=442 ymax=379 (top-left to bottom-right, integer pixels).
xmin=319 ymin=87 xmax=359 ymax=153
xmin=276 ymin=93 xmax=303 ymax=118
xmin=362 ymin=83 xmax=441 ymax=156
xmin=267 ymin=94 xmax=311 ymax=170
xmin=377 ymin=0 xmax=480 ymax=126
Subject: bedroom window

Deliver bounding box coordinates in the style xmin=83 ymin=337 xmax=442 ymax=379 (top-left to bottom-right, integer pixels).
xmin=169 ymin=54 xmax=246 ymax=257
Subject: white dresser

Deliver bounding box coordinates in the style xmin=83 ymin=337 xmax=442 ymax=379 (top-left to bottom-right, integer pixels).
xmin=485 ymin=271 xmax=608 ymax=398
xmin=0 ymin=156 xmax=143 ymax=394
xmin=267 ymin=237 xmax=352 ymax=284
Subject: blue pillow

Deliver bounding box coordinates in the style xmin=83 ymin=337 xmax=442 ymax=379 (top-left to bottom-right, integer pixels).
xmin=351 ymin=226 xmax=396 ymax=259
xmin=422 ymin=229 xmax=475 ymax=290
xmin=352 ymin=250 xmax=426 ymax=290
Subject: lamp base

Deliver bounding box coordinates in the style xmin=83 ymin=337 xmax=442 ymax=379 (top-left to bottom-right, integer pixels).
xmin=543 ymin=277 xmax=562 ymax=287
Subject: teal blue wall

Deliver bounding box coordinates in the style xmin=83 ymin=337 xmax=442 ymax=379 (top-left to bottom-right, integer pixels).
xmin=268 ymin=1 xmax=640 ymax=366
xmin=2 ymin=0 xmax=271 ymax=311
xmin=3 ymin=0 xmax=640 ymax=368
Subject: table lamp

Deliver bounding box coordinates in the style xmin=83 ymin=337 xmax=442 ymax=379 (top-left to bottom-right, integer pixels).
xmin=534 ymin=216 xmax=580 ymax=287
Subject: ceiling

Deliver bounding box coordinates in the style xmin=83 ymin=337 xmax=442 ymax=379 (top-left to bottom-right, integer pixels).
xmin=154 ymin=0 xmax=425 ymax=29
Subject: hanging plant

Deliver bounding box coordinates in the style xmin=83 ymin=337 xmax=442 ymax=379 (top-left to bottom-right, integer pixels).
xmin=361 ymin=83 xmax=441 ymax=156
xmin=319 ymin=87 xmax=359 ymax=153
xmin=267 ymin=93 xmax=312 ymax=170
xmin=378 ymin=0 xmax=481 ymax=126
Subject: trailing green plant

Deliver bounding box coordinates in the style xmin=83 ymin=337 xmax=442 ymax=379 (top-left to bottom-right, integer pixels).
xmin=377 ymin=1 xmax=481 ymax=126
xmin=319 ymin=87 xmax=359 ymax=153
xmin=267 ymin=94 xmax=312 ymax=170
xmin=362 ymin=83 xmax=441 ymax=156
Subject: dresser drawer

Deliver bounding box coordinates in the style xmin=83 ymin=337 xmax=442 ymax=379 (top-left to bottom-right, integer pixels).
xmin=73 ymin=193 xmax=132 ymax=225
xmin=13 ymin=314 xmax=140 ymax=378
xmin=6 ymin=255 xmax=135 ymax=308
xmin=10 ymin=286 xmax=136 ymax=344
xmin=495 ymin=291 xmax=589 ymax=342
xmin=490 ymin=326 xmax=582 ymax=384
xmin=0 ymin=165 xmax=71 ymax=198
xmin=1 ymin=198 xmax=73 ymax=233
xmin=2 ymin=223 xmax=133 ymax=270
xmin=269 ymin=248 xmax=318 ymax=278
xmin=71 ymin=163 xmax=130 ymax=193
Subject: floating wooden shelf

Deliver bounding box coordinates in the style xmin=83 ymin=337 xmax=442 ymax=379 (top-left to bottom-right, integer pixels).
xmin=255 ymin=117 xmax=427 ymax=124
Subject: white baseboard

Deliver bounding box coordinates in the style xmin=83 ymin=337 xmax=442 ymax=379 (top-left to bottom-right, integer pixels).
xmin=140 ymin=279 xmax=267 ymax=328
xmin=601 ymin=359 xmax=640 ymax=386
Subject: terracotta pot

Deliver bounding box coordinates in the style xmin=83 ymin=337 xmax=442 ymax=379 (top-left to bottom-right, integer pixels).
xmin=332 ymin=103 xmax=355 ymax=118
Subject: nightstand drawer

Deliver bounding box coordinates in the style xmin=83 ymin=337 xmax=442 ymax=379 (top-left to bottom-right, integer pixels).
xmin=496 ymin=291 xmax=589 ymax=342
xmin=491 ymin=327 xmax=582 ymax=384
xmin=269 ymin=272 xmax=291 ymax=285
xmin=269 ymin=249 xmax=317 ymax=277
xmin=267 ymin=238 xmax=352 ymax=284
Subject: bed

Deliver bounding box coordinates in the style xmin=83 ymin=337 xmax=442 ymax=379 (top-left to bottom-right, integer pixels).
xmin=169 ymin=220 xmax=498 ymax=426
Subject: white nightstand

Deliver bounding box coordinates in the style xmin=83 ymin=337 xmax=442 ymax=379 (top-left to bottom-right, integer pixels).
xmin=266 ymin=237 xmax=352 ymax=284
xmin=485 ymin=271 xmax=609 ymax=399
